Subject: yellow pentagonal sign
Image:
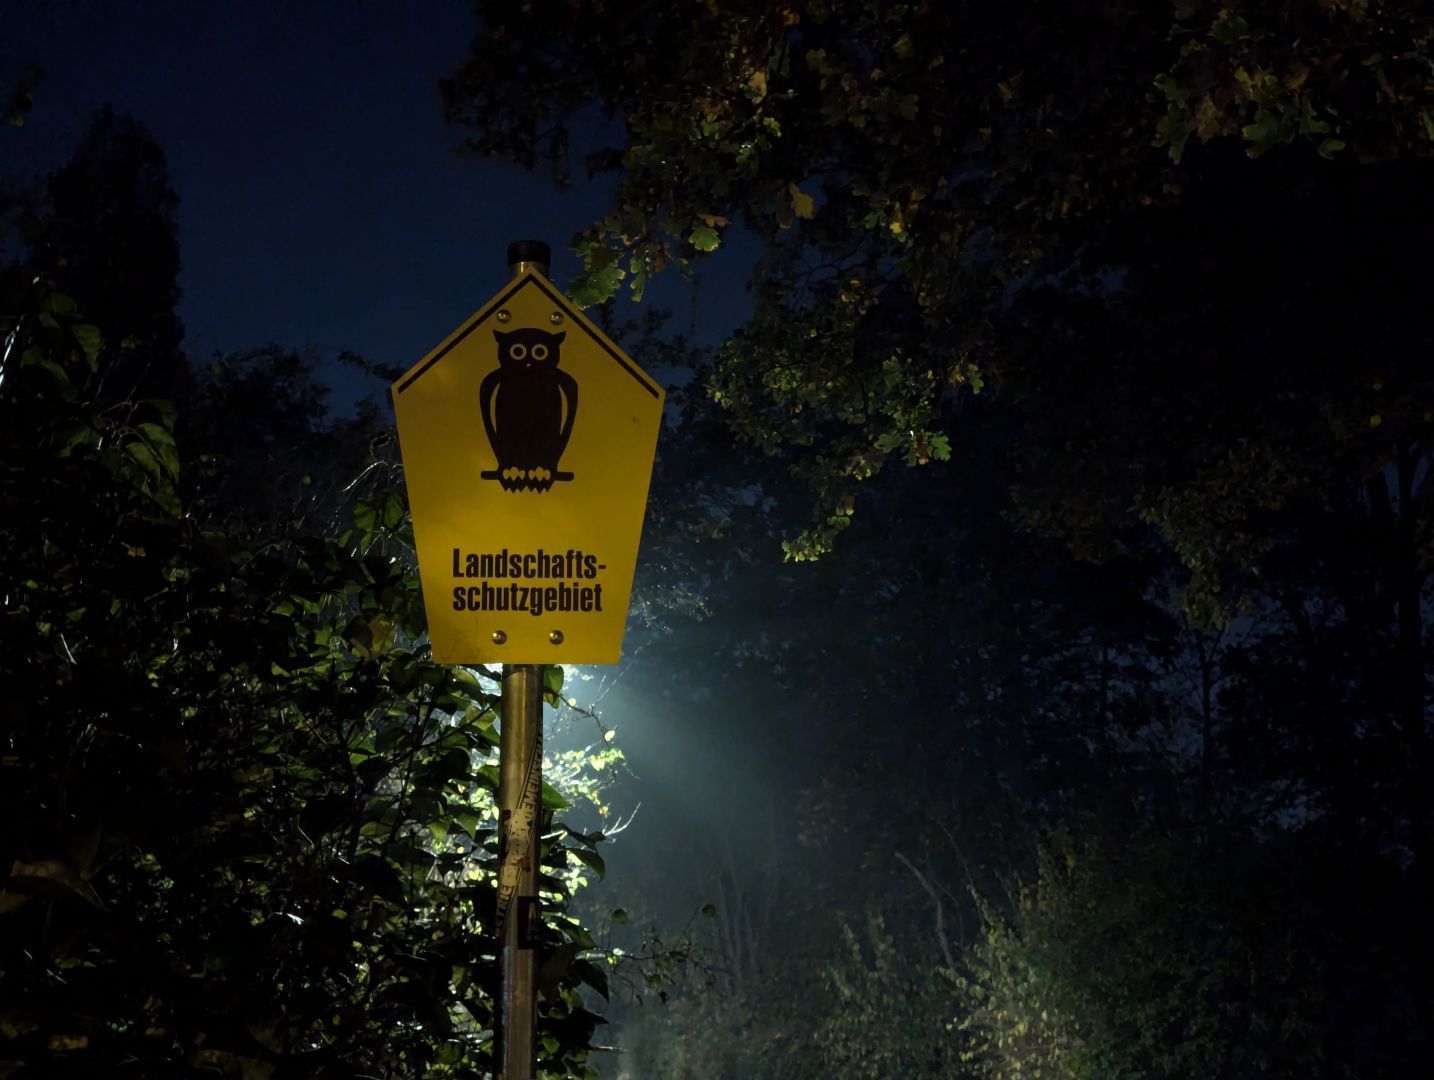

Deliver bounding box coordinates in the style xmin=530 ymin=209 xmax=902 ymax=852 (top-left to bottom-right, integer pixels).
xmin=391 ymin=270 xmax=664 ymax=664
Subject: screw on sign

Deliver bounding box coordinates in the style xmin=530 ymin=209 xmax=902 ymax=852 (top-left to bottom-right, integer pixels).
xmin=390 ymin=241 xmax=664 ymax=1080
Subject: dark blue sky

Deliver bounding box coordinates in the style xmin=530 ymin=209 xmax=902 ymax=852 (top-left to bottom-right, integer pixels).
xmin=4 ymin=0 xmax=753 ymax=409
xmin=4 ymin=1 xmax=769 ymax=898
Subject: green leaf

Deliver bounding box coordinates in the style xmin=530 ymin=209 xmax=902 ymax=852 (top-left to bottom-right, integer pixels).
xmin=354 ymin=500 xmax=377 ymax=535
xmin=570 ymin=265 xmax=625 ymax=306
xmin=689 ymin=225 xmax=721 ymax=252
xmin=344 ymin=612 xmax=397 ymax=659
xmin=790 ymin=184 xmax=816 ymax=220
xmin=137 ymin=422 xmax=180 ymax=480
xmin=574 ymin=959 xmax=610 ymax=1000
xmin=385 ymin=841 xmax=436 ymax=869
xmin=53 ymin=419 xmax=98 ymax=457
xmin=558 ymin=918 xmax=596 ymax=949
xmin=381 ymin=490 xmax=405 ymax=528
xmin=70 ymin=323 xmax=103 ymax=364
xmin=541 ymin=781 xmax=570 ymax=810
xmin=542 ymin=663 xmax=565 ymax=702
xmin=452 ymin=810 xmax=484 ymax=838
xmin=5 ymin=858 xmax=104 ymax=909
xmin=571 ymin=848 xmax=605 ymax=879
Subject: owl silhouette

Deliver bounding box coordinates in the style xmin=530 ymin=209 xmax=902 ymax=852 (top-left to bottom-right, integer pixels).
xmin=479 ymin=328 xmax=578 ymax=492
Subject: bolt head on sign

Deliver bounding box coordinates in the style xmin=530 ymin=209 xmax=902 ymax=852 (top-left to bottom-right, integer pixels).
xmin=391 ymin=269 xmax=664 ymax=664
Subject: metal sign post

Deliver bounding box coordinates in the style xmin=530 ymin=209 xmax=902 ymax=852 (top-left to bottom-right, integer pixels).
xmin=496 ymin=243 xmax=550 ymax=1080
xmin=497 ymin=663 xmax=542 ymax=1079
xmin=390 ymin=240 xmax=664 ymax=1079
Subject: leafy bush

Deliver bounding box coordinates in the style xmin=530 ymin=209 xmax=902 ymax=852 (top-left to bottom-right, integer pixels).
xmin=816 ymin=911 xmax=968 ymax=1079
xmin=0 ymin=286 xmax=607 ymax=1077
xmin=956 ymin=831 xmax=1324 ymax=1080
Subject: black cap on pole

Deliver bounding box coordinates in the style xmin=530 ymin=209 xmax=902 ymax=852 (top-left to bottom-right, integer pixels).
xmin=507 ymin=240 xmax=551 ymax=272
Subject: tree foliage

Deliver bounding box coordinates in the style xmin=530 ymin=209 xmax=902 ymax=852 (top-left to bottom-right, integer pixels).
xmin=23 ymin=107 xmax=188 ymax=403
xmin=0 ymin=239 xmax=609 ymax=1080
xmin=444 ymin=5 xmax=1432 ymax=1071
xmin=585 ymin=276 xmax=1432 ymax=1074
xmin=955 ymin=831 xmax=1326 ymax=1079
xmin=446 ymin=0 xmax=1434 ymax=556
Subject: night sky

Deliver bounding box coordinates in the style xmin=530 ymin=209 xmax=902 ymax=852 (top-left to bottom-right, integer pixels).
xmin=3 ymin=0 xmax=759 ymax=947
xmin=4 ymin=0 xmax=751 ymax=409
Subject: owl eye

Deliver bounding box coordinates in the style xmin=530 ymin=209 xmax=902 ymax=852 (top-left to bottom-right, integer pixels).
xmin=531 ymin=344 xmax=549 ymax=361
xmin=509 ymin=344 xmax=528 ymax=361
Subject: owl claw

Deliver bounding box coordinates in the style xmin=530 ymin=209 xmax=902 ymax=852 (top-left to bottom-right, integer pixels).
xmin=492 ymin=464 xmax=562 ymax=491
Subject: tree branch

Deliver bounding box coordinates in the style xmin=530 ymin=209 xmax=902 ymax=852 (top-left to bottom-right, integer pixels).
xmin=895 ymin=850 xmax=956 ymax=974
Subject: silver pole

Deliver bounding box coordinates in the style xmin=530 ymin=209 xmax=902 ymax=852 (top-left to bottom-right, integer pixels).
xmin=496 ymin=241 xmax=550 ymax=1080
xmin=497 ymin=663 xmax=542 ymax=1080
